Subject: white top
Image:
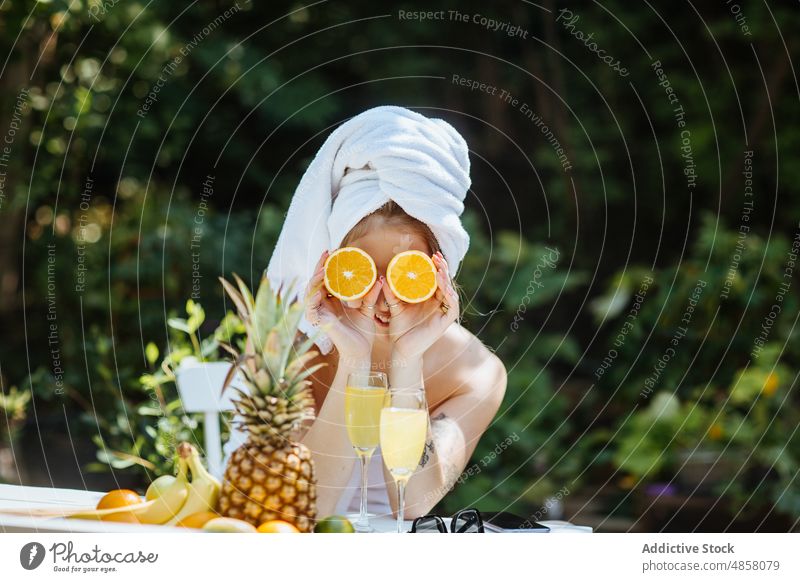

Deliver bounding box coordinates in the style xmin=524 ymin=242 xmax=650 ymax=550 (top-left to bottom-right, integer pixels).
xmin=335 ymin=449 xmax=392 ymax=517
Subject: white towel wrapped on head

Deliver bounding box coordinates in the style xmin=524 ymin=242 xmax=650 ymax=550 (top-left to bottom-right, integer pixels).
xmin=266 ymin=105 xmax=471 ymax=354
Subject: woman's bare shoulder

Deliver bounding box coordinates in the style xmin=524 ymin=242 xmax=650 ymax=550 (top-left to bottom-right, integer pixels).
xmin=429 ymin=324 xmax=507 ymax=395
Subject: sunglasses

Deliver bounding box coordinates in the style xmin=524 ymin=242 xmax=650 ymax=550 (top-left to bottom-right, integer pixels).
xmin=409 ymin=508 xmax=485 ymax=533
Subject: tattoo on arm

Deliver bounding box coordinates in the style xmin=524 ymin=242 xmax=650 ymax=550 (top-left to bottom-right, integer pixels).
xmin=419 ymin=413 xmax=448 ymax=467
xmin=419 ymin=440 xmax=435 ymax=467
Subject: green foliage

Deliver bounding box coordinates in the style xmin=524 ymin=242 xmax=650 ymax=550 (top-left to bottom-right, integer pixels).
xmin=611 ymin=349 xmax=798 ymax=516
xmin=598 ymin=215 xmax=799 ymax=516
xmin=88 ymin=302 xmax=244 ymax=476
xmin=0 ymin=386 xmax=31 ymax=445
xmin=439 ymin=212 xmax=586 ymax=514
xmin=594 ymin=213 xmax=799 ymax=401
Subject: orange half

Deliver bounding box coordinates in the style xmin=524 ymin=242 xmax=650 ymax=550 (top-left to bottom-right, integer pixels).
xmin=324 ymin=247 xmax=377 ymax=301
xmin=386 ymin=250 xmax=437 ymax=303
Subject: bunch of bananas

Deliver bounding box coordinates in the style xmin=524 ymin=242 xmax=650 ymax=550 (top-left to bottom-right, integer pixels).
xmin=69 ymin=442 xmax=220 ymax=526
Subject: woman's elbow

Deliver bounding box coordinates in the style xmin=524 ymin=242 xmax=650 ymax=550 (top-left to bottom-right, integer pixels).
xmin=404 ymin=485 xmax=444 ymax=519
xmin=487 ymin=354 xmax=507 ymax=415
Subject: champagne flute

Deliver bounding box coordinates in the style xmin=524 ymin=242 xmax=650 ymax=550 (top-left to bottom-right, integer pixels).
xmin=345 ymin=371 xmax=388 ymax=532
xmin=380 ymin=386 xmax=428 ymax=533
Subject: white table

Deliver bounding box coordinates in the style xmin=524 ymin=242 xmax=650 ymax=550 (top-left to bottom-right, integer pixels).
xmin=0 ymin=484 xmax=591 ymax=533
xmin=0 ymin=484 xmax=174 ymax=533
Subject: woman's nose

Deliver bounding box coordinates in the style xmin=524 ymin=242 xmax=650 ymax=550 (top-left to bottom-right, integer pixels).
xmin=374 ymin=287 xmax=389 ymax=312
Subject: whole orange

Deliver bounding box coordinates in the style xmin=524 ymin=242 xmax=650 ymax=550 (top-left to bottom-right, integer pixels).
xmin=257 ymin=520 xmax=300 ymax=533
xmin=101 ymin=511 xmax=140 ymax=524
xmin=96 ymin=489 xmax=142 ymax=510
xmin=176 ymin=511 xmax=220 ymax=529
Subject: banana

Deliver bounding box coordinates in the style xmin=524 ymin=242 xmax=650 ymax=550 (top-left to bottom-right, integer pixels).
xmin=67 ymin=458 xmax=190 ymax=524
xmin=165 ymin=443 xmax=221 ymax=526
xmin=67 ymin=501 xmax=154 ymax=521
xmin=146 ymin=474 xmax=179 ymax=501
xmin=135 ymin=457 xmax=190 ymax=524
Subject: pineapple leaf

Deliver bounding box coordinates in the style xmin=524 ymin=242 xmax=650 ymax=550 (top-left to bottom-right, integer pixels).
xmin=230 ymin=386 xmax=255 ymax=406
xmin=261 ymin=329 xmax=282 ymax=377
xmin=232 ymin=273 xmax=256 ymax=315
xmin=294 ymin=331 xmax=319 ymax=358
xmin=218 ymin=277 xmax=249 ymax=320
xmin=277 ymin=300 xmax=305 ymax=376
xmin=219 ymin=341 xmax=239 ymax=358
xmin=220 ymin=354 xmax=254 ymax=396
xmin=219 ymin=273 xmax=318 ymax=440
xmin=284 ymin=350 xmax=321 ymax=380
xmin=290 ymin=363 xmax=326 ymax=391
xmin=252 ymin=274 xmax=278 ymax=353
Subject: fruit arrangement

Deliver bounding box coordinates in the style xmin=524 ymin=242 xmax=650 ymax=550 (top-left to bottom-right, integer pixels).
xmin=60 ymin=274 xmax=362 ymax=533
xmin=66 ymin=442 xmax=218 ymax=525
xmin=61 ymin=440 xmax=354 ymax=532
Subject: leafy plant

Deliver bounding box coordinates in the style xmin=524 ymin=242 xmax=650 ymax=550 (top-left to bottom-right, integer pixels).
xmin=0 ymin=386 xmax=30 ymax=484
xmin=598 ymin=214 xmax=800 ymax=519
xmin=0 ymin=386 xmax=31 ymax=445
xmin=612 ymin=345 xmax=797 ymax=516
xmin=90 ymin=301 xmax=244 ymax=477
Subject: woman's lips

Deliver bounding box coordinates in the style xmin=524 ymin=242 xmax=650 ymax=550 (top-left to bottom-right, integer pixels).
xmin=374 ymin=314 xmax=390 ymax=327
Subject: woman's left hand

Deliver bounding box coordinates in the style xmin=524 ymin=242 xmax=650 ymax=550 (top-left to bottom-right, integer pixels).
xmin=383 ymin=251 xmax=460 ymax=361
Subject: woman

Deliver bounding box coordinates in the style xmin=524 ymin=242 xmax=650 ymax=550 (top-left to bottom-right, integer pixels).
xmin=231 ymin=106 xmax=506 ymax=519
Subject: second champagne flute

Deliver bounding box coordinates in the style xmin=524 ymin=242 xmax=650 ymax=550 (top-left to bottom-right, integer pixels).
xmin=380 ymin=386 xmax=428 ymax=533
xmin=345 ymin=371 xmax=388 ymax=532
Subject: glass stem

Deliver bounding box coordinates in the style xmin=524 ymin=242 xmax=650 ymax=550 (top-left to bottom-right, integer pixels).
xmin=396 ymin=479 xmax=407 ymax=533
xmin=356 ymin=453 xmax=370 ymax=531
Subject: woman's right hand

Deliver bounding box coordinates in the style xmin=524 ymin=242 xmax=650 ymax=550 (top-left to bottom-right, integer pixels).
xmin=305 ymin=250 xmax=384 ymax=360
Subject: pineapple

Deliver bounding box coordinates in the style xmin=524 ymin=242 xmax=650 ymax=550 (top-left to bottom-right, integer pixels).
xmin=216 ymin=274 xmax=324 ymax=532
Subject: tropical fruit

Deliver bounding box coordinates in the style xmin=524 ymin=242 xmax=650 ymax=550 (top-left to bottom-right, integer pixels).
xmin=257 ymin=520 xmax=300 ymax=533
xmin=145 ymin=475 xmax=178 ymax=501
xmin=69 ymin=451 xmax=195 ymax=525
xmin=175 ymin=511 xmax=219 ymax=529
xmin=216 ymin=274 xmax=320 ymax=532
xmin=386 ymin=250 xmax=437 ymax=303
xmin=203 ymin=517 xmax=258 ymax=533
xmin=313 ymin=515 xmax=355 ymax=533
xmin=164 ymin=443 xmax=220 ymax=526
xmin=323 ymin=247 xmax=377 ymax=301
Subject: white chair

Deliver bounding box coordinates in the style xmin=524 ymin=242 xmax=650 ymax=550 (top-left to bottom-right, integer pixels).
xmin=175 ymin=359 xmax=246 ymax=479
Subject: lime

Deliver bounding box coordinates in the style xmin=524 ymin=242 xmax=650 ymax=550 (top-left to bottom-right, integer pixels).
xmin=313 ymin=515 xmax=355 ymax=533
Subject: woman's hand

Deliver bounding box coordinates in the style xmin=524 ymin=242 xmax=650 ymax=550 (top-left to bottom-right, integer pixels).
xmin=305 ymin=250 xmax=384 ymax=360
xmin=383 ymin=251 xmax=459 ymax=361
